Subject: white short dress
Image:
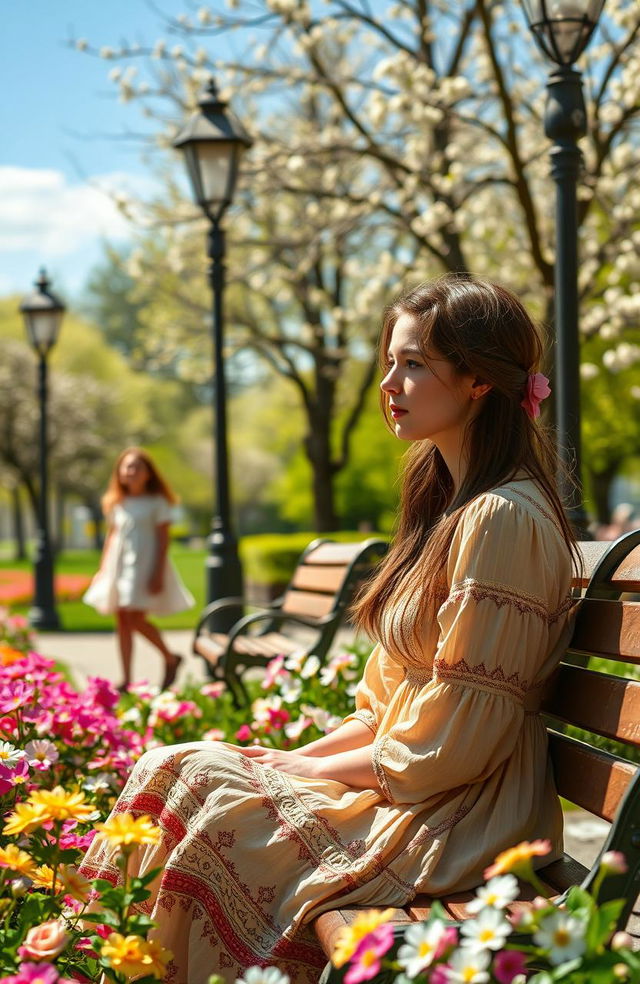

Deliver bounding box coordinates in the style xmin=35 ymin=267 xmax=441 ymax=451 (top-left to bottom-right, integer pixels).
xmin=83 ymin=495 xmax=195 ymax=616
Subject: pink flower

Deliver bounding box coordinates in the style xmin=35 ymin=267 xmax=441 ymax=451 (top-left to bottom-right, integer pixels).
xmin=435 ymin=925 xmax=458 ymax=958
xmin=0 ymin=681 xmax=36 ymax=713
xmin=600 ymin=851 xmax=628 ymax=875
xmin=345 ymin=924 xmax=395 ymax=984
xmin=262 ymin=656 xmax=286 ymax=690
xmin=429 ymin=967 xmax=451 ymax=984
xmin=267 ymin=707 xmax=290 ymax=730
xmin=0 ymin=757 xmax=30 ymax=795
xmin=202 ymin=728 xmax=226 ymax=741
xmin=18 ymin=920 xmax=68 ymax=962
xmin=4 ymin=963 xmax=59 ymax=983
xmin=235 ymin=724 xmax=253 ymax=742
xmin=201 ymin=682 xmax=226 ymax=699
xmin=493 ymin=949 xmax=528 ymax=984
xmin=520 ymin=372 xmax=551 ymax=419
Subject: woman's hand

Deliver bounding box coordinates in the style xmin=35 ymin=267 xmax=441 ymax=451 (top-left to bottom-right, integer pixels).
xmin=148 ymin=571 xmax=164 ymax=594
xmin=237 ymin=745 xmax=322 ymax=779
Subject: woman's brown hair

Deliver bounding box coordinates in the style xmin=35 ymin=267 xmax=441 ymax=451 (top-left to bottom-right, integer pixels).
xmin=101 ymin=447 xmax=178 ymax=516
xmin=354 ymin=274 xmax=579 ymax=649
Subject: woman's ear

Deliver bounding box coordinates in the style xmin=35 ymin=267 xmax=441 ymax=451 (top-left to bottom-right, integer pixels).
xmin=470 ymin=379 xmax=493 ymax=401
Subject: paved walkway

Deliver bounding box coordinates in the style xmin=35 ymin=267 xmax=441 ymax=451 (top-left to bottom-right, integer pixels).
xmin=37 ymin=630 xmax=611 ymax=888
xmin=37 ymin=629 xmax=207 ymax=691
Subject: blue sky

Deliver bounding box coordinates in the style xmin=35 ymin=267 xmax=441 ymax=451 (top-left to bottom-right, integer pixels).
xmin=1 ymin=1 xmax=180 ymax=300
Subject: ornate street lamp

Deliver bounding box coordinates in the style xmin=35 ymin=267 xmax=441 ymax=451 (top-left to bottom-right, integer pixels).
xmin=20 ymin=269 xmax=65 ymax=629
xmin=173 ymin=78 xmax=252 ymax=628
xmin=521 ymin=0 xmax=605 ymax=530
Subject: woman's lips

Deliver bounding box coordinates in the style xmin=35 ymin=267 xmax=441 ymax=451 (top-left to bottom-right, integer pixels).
xmin=390 ymin=405 xmax=407 ymax=419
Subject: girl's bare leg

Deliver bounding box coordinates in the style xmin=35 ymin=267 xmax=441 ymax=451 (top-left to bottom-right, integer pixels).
xmin=116 ymin=609 xmax=134 ymax=689
xmin=130 ymin=612 xmax=182 ymax=689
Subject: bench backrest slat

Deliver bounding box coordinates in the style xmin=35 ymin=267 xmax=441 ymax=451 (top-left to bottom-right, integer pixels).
xmin=290 ymin=565 xmax=349 ymax=594
xmin=543 ymin=664 xmax=640 ymax=746
xmin=280 ymin=590 xmax=338 ymax=618
xmin=570 ymin=599 xmax=640 ymax=663
xmin=548 ymin=731 xmax=637 ymax=822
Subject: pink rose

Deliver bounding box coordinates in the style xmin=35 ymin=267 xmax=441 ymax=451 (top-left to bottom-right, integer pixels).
xmin=18 ymin=920 xmax=68 ymax=961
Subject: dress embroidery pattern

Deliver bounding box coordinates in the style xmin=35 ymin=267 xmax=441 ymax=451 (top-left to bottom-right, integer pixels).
xmin=433 ymin=656 xmax=529 ymax=702
xmin=441 ymin=578 xmax=573 ymax=625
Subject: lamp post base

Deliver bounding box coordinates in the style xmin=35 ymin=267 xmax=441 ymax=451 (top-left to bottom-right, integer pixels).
xmin=205 ymin=522 xmax=244 ymax=633
xmin=28 ymin=605 xmax=61 ymax=631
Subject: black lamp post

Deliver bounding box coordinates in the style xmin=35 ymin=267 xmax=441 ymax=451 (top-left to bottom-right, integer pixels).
xmin=20 ymin=269 xmax=65 ymax=630
xmin=521 ymin=0 xmax=605 ymax=530
xmin=173 ymin=79 xmax=252 ymax=627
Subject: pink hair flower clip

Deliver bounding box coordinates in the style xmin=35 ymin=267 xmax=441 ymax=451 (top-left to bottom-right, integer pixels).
xmin=521 ymin=372 xmax=551 ymax=419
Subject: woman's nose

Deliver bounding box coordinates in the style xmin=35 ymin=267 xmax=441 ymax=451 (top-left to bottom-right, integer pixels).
xmin=380 ymin=368 xmax=400 ymax=394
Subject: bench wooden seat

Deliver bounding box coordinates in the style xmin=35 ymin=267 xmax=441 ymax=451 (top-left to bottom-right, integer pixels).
xmin=314 ymin=529 xmax=640 ymax=979
xmin=192 ymin=538 xmax=387 ymax=705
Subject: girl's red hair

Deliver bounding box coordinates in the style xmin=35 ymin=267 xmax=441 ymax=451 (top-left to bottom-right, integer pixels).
xmin=101 ymin=447 xmax=178 ymax=516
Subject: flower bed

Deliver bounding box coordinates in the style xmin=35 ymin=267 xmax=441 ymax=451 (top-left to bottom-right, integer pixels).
xmin=0 ymin=607 xmax=367 ymax=982
xmin=1 ymin=609 xmax=638 ymax=984
xmin=0 ymin=573 xmax=92 ymax=607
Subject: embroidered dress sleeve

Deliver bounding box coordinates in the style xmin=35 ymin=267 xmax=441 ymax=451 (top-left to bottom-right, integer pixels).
xmin=372 ymin=492 xmax=573 ymax=805
xmin=343 ymin=643 xmax=406 ymax=735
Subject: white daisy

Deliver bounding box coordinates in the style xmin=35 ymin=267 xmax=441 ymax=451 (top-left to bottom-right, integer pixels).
xmin=533 ymin=909 xmax=587 ymax=965
xmin=460 ymin=906 xmax=512 ymax=952
xmin=467 ymin=874 xmax=519 ymax=913
xmin=300 ymin=655 xmax=321 ymax=679
xmin=397 ymin=919 xmax=445 ymax=976
xmin=0 ymin=741 xmax=25 ymax=766
xmin=236 ymin=968 xmax=290 ymax=984
xmin=447 ymin=946 xmax=491 ymax=983
xmin=24 ymin=739 xmax=59 ymax=769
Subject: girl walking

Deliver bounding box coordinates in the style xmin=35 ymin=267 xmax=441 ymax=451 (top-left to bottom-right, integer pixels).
xmin=81 ymin=277 xmax=577 ymax=983
xmin=83 ymin=447 xmax=194 ymax=691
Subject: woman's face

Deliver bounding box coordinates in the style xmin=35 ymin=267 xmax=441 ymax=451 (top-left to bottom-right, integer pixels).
xmin=380 ymin=313 xmax=476 ymax=448
xmin=119 ymin=454 xmax=150 ymax=495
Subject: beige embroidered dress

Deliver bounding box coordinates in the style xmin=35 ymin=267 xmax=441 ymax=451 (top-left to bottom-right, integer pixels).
xmin=80 ymin=479 xmax=574 ymax=984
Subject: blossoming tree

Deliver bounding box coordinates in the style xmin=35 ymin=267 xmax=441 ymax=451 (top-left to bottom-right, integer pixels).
xmin=73 ymin=0 xmax=640 ymax=522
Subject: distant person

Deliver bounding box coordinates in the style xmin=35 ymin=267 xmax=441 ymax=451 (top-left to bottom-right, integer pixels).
xmin=595 ymin=502 xmax=637 ymax=541
xmin=83 ymin=447 xmax=194 ymax=691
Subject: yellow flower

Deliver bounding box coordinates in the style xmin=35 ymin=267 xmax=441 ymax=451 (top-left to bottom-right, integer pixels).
xmin=29 ymin=786 xmax=97 ymax=824
xmin=101 ymin=932 xmax=172 ymax=979
xmin=3 ymin=801 xmax=49 ymax=837
xmin=94 ymin=812 xmax=161 ymax=849
xmin=0 ymin=843 xmax=37 ymax=879
xmin=484 ymin=839 xmax=551 ymax=880
xmin=59 ymin=864 xmax=92 ymax=901
xmin=140 ymin=938 xmax=173 ymax=978
xmin=332 ymin=908 xmax=396 ymax=967
xmin=32 ymin=864 xmax=57 ymax=892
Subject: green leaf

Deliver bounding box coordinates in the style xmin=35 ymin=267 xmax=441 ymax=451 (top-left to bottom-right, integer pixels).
xmin=564 ymin=886 xmax=594 ymax=915
xmin=586 ymin=898 xmax=625 ymax=951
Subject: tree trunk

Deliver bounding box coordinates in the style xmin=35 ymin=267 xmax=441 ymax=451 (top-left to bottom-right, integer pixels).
xmin=87 ymin=498 xmax=104 ymax=550
xmin=11 ymin=487 xmax=26 ymax=562
xmin=304 ymin=425 xmax=339 ymax=533
xmin=588 ymin=464 xmax=619 ymax=525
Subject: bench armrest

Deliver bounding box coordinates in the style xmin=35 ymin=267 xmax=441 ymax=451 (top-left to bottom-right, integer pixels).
xmin=194 ymin=597 xmax=281 ymax=636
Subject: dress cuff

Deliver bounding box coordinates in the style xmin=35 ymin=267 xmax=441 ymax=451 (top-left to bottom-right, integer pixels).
xmin=344 ymin=709 xmax=378 ymax=735
xmin=372 ymin=735 xmax=394 ymax=803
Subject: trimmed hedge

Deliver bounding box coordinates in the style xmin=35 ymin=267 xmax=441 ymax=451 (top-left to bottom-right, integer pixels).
xmin=239 ymin=530 xmax=388 ymax=587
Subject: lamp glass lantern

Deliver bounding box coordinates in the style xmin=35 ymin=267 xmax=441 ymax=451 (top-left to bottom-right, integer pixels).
xmin=173 ymin=79 xmax=252 ymax=221
xmin=521 ymin=0 xmax=606 ymax=65
xmin=20 ymin=270 xmax=65 ymax=357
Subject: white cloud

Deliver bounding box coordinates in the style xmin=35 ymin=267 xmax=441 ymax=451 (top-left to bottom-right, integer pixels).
xmin=0 ymin=166 xmax=151 ymax=257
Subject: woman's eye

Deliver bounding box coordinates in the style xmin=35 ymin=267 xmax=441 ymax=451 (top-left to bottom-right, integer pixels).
xmin=406 ymin=359 xmax=422 ymax=369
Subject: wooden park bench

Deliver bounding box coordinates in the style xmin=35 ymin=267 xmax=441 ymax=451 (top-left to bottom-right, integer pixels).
xmin=192 ymin=537 xmax=388 ymax=705
xmin=314 ymin=529 xmax=640 ymax=981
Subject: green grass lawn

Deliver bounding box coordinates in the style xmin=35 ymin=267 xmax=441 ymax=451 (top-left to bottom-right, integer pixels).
xmin=1 ymin=546 xmax=207 ymax=632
